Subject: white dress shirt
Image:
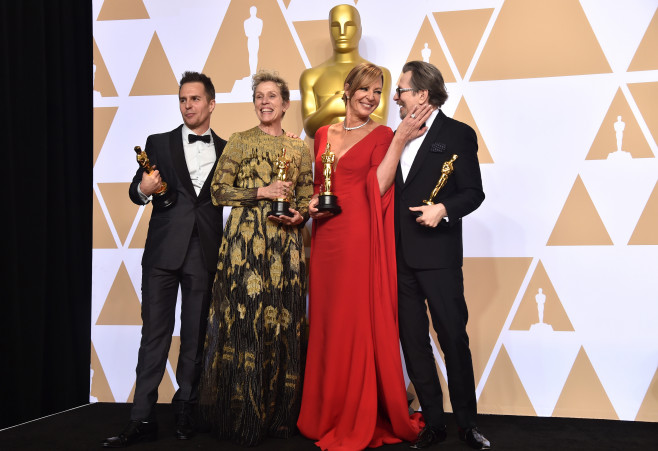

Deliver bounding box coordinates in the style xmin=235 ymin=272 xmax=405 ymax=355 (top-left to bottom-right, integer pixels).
xmin=181 ymin=124 xmax=215 ymax=195
xmin=400 ymin=108 xmax=439 ymax=182
xmin=399 ymin=108 xmax=449 ymax=222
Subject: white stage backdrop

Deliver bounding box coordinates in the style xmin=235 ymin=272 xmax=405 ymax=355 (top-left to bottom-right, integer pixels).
xmin=91 ymin=0 xmax=658 ymax=421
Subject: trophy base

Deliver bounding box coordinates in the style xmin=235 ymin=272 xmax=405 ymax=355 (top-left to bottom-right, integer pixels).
xmin=411 ymin=199 xmax=434 ymax=217
xmin=152 ymin=190 xmax=177 ymax=209
xmin=268 ymin=200 xmax=293 ymax=217
xmin=317 ymin=194 xmax=341 ymax=214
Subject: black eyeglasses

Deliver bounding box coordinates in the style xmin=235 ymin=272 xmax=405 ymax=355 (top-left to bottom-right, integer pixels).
xmin=395 ymin=87 xmax=415 ymax=97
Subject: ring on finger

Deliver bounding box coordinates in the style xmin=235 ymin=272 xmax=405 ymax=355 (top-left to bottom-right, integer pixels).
xmin=410 ymin=113 xmax=416 ymax=119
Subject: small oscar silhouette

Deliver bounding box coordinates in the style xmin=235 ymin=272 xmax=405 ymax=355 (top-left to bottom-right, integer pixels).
xmin=530 ymin=288 xmax=553 ymax=332
xmin=134 ymin=146 xmax=177 ymax=208
xmin=316 ymin=143 xmax=341 ymax=214
xmin=268 ymin=148 xmax=293 ymax=217
xmin=607 ymin=115 xmax=631 ymax=161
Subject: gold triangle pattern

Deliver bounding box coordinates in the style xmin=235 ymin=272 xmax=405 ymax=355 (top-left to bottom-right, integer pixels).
xmin=203 ymin=0 xmax=306 ymax=93
xmin=478 ymin=345 xmax=537 ymax=415
xmin=628 ymin=180 xmax=658 ymax=245
xmin=97 ymin=0 xmax=150 ymax=21
xmin=552 ymin=347 xmax=619 ymax=419
xmin=628 ymin=9 xmax=658 ymax=72
xmin=627 ymin=82 xmax=658 ymax=150
xmin=464 ymin=257 xmax=533 ymax=386
xmin=452 ymin=97 xmax=493 ymax=163
xmin=97 ymin=183 xmax=141 ymax=246
xmin=129 ymin=33 xmax=179 ymax=96
xmin=406 ymin=17 xmax=456 ymax=83
xmin=586 ymin=89 xmax=653 ymax=160
xmin=96 ymin=263 xmax=143 ymax=326
xmin=635 ymin=368 xmax=658 ymax=421
xmin=129 ymin=204 xmax=152 ymax=249
xmin=90 ymin=342 xmax=115 ymax=402
xmin=93 ymin=189 xmax=117 ymax=249
xmin=93 ymin=39 xmax=118 ymax=98
xmin=471 ymin=0 xmax=611 ymax=81
xmin=93 ymin=107 xmax=118 ymax=167
xmin=433 ymin=9 xmax=493 ymax=79
xmin=293 ymin=20 xmax=333 ymax=68
xmin=547 ymin=175 xmax=613 ymax=246
xmin=510 ymin=260 xmax=574 ymax=331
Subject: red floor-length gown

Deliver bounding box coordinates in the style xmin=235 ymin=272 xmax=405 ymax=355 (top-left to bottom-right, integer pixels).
xmin=298 ymin=125 xmax=423 ymax=450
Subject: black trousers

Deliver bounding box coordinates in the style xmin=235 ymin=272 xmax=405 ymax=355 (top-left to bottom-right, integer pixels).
xmin=397 ymin=254 xmax=477 ymax=430
xmin=131 ymin=234 xmax=213 ymax=421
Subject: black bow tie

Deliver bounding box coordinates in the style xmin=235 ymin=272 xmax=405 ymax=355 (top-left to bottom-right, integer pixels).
xmin=188 ymin=134 xmax=211 ymax=144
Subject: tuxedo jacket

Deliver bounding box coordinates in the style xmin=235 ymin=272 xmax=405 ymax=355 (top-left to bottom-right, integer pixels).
xmin=129 ymin=125 xmax=227 ymax=272
xmin=394 ymin=110 xmax=484 ymax=270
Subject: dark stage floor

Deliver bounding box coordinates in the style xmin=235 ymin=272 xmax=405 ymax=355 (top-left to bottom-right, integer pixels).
xmin=0 ymin=403 xmax=654 ymax=450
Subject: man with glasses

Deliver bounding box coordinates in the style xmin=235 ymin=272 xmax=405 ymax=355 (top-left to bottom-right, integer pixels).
xmin=393 ymin=61 xmax=490 ymax=450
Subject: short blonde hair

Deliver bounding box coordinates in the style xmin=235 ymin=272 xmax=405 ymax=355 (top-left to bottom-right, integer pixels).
xmin=342 ymin=63 xmax=383 ymax=103
xmin=251 ymin=70 xmax=290 ymax=103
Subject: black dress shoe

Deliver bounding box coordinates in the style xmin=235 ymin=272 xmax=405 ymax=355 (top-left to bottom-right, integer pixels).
xmin=175 ymin=412 xmax=194 ymax=440
xmin=102 ymin=420 xmax=158 ymax=448
xmin=458 ymin=427 xmax=491 ymax=450
xmin=410 ymin=425 xmax=447 ymax=449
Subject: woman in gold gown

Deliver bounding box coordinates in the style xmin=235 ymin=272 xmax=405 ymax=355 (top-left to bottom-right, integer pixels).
xmin=198 ymin=70 xmax=313 ymax=446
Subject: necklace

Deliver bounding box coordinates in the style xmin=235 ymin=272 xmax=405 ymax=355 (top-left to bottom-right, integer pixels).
xmin=343 ymin=117 xmax=370 ymax=131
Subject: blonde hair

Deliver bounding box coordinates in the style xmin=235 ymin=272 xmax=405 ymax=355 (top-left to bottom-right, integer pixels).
xmin=342 ymin=62 xmax=383 ymax=103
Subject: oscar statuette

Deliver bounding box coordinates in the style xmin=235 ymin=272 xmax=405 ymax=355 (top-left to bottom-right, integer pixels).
xmin=413 ymin=154 xmax=458 ymax=218
xmin=268 ymin=148 xmax=294 ymax=217
xmin=316 ymin=143 xmax=342 ymax=214
xmin=134 ymin=146 xmax=177 ymax=209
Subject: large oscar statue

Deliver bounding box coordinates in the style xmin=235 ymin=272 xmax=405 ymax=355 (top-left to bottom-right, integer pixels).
xmin=134 ymin=146 xmax=177 ymax=209
xmin=300 ymin=4 xmax=391 ymax=138
xmin=268 ymin=148 xmax=294 ymax=217
xmin=317 ymin=143 xmax=341 ymax=214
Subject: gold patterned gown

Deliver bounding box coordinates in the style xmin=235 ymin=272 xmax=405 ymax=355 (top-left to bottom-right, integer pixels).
xmin=198 ymin=126 xmax=313 ymax=446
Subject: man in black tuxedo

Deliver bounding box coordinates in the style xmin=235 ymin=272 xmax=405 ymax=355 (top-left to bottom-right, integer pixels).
xmin=103 ymin=72 xmax=226 ymax=448
xmin=393 ymin=61 xmax=491 ymax=450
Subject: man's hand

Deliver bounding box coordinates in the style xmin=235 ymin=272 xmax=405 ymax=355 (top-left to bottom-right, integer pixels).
xmin=409 ymin=203 xmax=447 ymax=228
xmin=140 ymin=167 xmax=162 ymax=196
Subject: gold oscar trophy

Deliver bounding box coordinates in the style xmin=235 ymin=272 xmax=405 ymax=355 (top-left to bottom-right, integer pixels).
xmin=414 ymin=154 xmax=458 ymax=218
xmin=316 ymin=143 xmax=342 ymax=214
xmin=134 ymin=146 xmax=177 ymax=208
xmin=268 ymin=148 xmax=294 ymax=217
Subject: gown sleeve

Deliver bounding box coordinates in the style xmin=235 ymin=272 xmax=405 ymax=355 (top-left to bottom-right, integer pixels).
xmin=366 ymin=127 xmax=424 ymax=442
xmin=210 ymin=133 xmax=260 ymax=207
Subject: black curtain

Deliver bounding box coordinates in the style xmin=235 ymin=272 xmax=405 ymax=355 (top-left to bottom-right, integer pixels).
xmin=1 ymin=0 xmax=92 ymax=428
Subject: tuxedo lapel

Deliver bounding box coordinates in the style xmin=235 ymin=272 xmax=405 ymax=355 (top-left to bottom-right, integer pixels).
xmin=403 ymin=110 xmax=446 ymax=188
xmin=170 ymin=125 xmax=197 ymax=198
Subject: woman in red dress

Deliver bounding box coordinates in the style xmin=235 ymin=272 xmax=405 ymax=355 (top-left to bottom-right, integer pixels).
xmin=297 ymin=63 xmax=432 ymax=450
